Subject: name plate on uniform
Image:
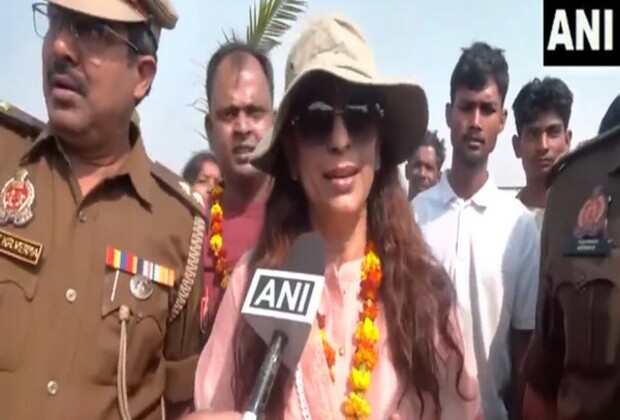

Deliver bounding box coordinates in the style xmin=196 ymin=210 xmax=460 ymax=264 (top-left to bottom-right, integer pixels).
xmin=0 ymin=227 xmax=43 ymax=265
xmin=564 ymin=237 xmax=612 ymax=257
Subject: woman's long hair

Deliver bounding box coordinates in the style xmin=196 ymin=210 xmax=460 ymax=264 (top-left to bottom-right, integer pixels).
xmin=231 ymin=140 xmax=465 ymax=419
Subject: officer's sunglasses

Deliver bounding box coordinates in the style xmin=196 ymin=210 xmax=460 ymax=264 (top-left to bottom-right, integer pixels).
xmin=31 ymin=2 xmax=139 ymax=53
xmin=290 ymin=100 xmax=385 ymax=144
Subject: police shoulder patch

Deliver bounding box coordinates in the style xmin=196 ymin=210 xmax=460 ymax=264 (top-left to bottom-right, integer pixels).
xmin=546 ymin=124 xmax=620 ymax=188
xmin=151 ymin=161 xmax=206 ymax=216
xmin=0 ymin=101 xmax=46 ymax=141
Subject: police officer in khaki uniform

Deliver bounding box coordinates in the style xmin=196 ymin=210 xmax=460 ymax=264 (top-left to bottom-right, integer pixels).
xmin=0 ymin=1 xmax=205 ymax=419
xmin=522 ymin=124 xmax=620 ymax=420
xmin=0 ymin=100 xmax=46 ymax=141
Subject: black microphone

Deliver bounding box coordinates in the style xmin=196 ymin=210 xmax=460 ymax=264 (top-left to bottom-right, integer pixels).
xmin=240 ymin=232 xmax=326 ymax=420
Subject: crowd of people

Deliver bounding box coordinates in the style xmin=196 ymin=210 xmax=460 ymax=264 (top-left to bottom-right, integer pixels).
xmin=2 ymin=1 xmax=620 ymax=420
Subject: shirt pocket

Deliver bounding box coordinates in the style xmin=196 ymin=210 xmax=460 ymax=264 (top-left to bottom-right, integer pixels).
xmin=553 ymin=254 xmax=620 ymax=372
xmin=89 ymin=268 xmax=170 ymax=388
xmin=0 ymin=260 xmax=38 ymax=371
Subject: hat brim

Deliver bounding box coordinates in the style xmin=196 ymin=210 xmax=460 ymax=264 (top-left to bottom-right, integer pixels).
xmin=251 ymin=65 xmax=429 ymax=174
xmin=49 ymin=0 xmax=147 ymax=24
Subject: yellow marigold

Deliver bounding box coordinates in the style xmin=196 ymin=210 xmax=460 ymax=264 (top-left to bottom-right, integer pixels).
xmin=349 ymin=368 xmax=371 ymax=391
xmin=210 ymin=202 xmax=223 ymax=216
xmin=354 ymin=347 xmax=378 ymax=370
xmin=210 ymin=234 xmax=222 ymax=252
xmin=355 ymin=317 xmax=379 ymax=345
xmin=361 ymin=251 xmax=380 ymax=274
xmin=343 ymin=392 xmax=371 ymax=418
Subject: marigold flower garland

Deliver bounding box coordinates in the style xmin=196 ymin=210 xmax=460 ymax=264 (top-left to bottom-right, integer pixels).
xmin=208 ymin=183 xmax=231 ymax=288
xmin=317 ymin=243 xmax=383 ymax=419
xmin=317 ymin=313 xmax=336 ymax=382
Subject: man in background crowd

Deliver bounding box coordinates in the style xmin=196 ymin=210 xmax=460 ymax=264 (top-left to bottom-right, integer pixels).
xmin=182 ymin=150 xmax=221 ymax=202
xmin=413 ymin=42 xmax=539 ymax=420
xmin=406 ymin=129 xmax=446 ymax=200
xmin=201 ymin=42 xmax=274 ymax=334
xmin=512 ymin=77 xmax=573 ymax=229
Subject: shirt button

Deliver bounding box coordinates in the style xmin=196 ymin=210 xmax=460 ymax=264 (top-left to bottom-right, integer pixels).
xmin=47 ymin=380 xmax=58 ymax=396
xmin=338 ymin=347 xmax=345 ymax=356
xmin=78 ymin=211 xmax=87 ymax=223
xmin=65 ymin=288 xmax=77 ymax=303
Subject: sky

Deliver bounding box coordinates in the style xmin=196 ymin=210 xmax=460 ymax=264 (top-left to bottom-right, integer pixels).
xmin=2 ymin=0 xmax=618 ymax=188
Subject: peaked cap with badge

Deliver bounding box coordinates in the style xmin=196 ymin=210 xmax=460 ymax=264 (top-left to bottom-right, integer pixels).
xmin=48 ymin=0 xmax=178 ymax=41
xmin=522 ymin=122 xmax=620 ymax=419
xmin=0 ymin=2 xmax=211 ymax=419
xmin=250 ymin=14 xmax=429 ymax=173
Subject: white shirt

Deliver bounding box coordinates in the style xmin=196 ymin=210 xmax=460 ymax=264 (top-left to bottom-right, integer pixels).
xmin=526 ymin=207 xmax=544 ymax=231
xmin=516 ymin=190 xmax=545 ymax=231
xmin=412 ymin=171 xmax=540 ymax=420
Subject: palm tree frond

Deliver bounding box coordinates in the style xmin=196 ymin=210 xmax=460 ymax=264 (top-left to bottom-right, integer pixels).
xmin=195 ymin=128 xmax=208 ymax=141
xmin=189 ymin=98 xmax=208 ymax=115
xmin=220 ymin=28 xmax=241 ymax=46
xmin=246 ymin=0 xmax=308 ymax=53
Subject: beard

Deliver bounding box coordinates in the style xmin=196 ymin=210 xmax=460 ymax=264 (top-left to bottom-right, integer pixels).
xmin=453 ymin=146 xmax=488 ymax=169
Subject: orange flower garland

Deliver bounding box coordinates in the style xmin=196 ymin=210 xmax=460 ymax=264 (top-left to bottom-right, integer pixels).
xmin=318 ymin=243 xmax=383 ymax=419
xmin=208 ymin=183 xmax=231 ymax=288
xmin=317 ymin=313 xmax=336 ymax=382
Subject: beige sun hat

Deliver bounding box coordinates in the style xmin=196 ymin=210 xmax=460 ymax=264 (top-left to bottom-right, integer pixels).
xmin=48 ymin=0 xmax=178 ymax=41
xmin=251 ymin=14 xmax=429 ymax=174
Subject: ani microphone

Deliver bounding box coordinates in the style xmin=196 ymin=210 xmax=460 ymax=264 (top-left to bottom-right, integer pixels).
xmin=240 ymin=232 xmax=326 ymax=420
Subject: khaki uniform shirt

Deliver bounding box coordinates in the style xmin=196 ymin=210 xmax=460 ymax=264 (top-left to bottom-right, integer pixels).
xmin=0 ymin=100 xmax=45 ymax=140
xmin=0 ymin=124 xmax=205 ymax=419
xmin=522 ymin=125 xmax=620 ymax=419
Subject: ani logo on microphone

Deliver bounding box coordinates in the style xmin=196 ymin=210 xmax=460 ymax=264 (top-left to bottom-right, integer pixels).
xmin=543 ymin=0 xmax=619 ymax=66
xmin=241 ymin=268 xmax=325 ymax=369
xmin=249 ymin=271 xmax=316 ymax=315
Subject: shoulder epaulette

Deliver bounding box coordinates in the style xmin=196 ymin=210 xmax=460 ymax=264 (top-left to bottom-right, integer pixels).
xmin=151 ymin=161 xmax=206 ymax=216
xmin=0 ymin=101 xmax=45 ymax=141
xmin=546 ymin=123 xmax=620 ymax=188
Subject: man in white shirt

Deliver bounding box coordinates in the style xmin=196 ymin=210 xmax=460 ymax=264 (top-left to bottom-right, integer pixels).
xmin=511 ymin=77 xmax=573 ymax=230
xmin=412 ymin=42 xmax=540 ymax=420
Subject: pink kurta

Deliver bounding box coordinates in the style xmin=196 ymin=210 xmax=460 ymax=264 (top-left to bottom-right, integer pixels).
xmin=195 ymin=253 xmax=482 ymax=419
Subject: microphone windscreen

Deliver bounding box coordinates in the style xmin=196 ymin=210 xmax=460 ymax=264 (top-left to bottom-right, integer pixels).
xmin=281 ymin=232 xmax=326 ymax=275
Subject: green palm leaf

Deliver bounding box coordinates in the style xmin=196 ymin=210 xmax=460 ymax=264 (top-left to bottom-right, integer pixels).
xmin=245 ymin=0 xmax=308 ymax=52
xmin=202 ymin=0 xmax=306 ymax=119
xmin=221 ymin=28 xmax=241 ymax=45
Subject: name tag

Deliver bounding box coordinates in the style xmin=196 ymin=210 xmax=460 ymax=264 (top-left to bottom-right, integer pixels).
xmin=0 ymin=227 xmax=43 ymax=266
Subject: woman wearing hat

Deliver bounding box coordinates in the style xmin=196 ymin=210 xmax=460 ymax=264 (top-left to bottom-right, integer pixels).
xmin=190 ymin=15 xmax=481 ymax=420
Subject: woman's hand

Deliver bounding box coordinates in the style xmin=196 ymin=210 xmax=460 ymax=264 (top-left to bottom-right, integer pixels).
xmin=180 ymin=411 xmax=242 ymax=420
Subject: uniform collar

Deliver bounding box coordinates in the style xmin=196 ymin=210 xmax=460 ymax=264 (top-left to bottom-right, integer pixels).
xmin=434 ymin=169 xmax=498 ymax=209
xmin=20 ymin=122 xmax=153 ymax=205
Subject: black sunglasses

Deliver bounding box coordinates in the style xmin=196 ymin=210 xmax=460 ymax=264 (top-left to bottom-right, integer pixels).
xmin=290 ymin=100 xmax=384 ymax=143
